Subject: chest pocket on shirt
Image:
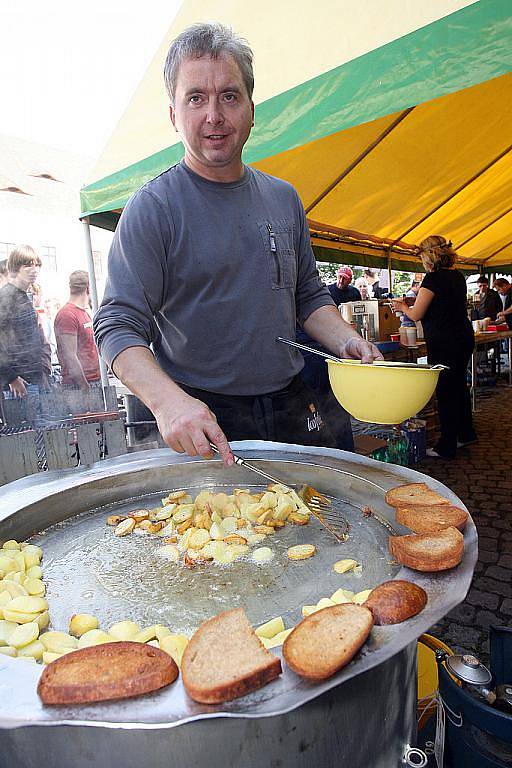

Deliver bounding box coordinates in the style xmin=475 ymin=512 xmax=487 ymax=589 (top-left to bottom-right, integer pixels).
xmin=258 ymin=221 xmax=297 ymax=290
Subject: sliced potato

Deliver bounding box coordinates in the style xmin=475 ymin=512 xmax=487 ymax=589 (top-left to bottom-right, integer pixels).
xmin=69 ymin=614 xmax=99 ymax=637
xmin=333 ymin=558 xmax=359 ymax=574
xmin=153 ymin=505 xmax=176 ymax=521
xmin=24 ymin=578 xmax=45 ymax=597
xmin=40 ymin=631 xmax=78 ymax=651
xmin=2 ymin=540 xmax=20 ymax=551
xmin=6 ymin=596 xmax=48 ymax=615
xmin=209 ymin=522 xmax=225 ymax=541
xmin=0 ymin=619 xmax=18 ymax=646
xmin=316 ymin=597 xmax=336 ymax=610
xmin=78 ymin=629 xmax=113 ymax=648
xmin=352 ymin=589 xmax=373 ymax=605
xmin=188 ymin=529 xmax=210 ymax=550
xmin=108 ymin=620 xmax=141 ymax=641
xmin=42 ymin=650 xmax=73 ymax=664
xmin=253 ymin=525 xmax=275 ymax=535
xmin=252 ymin=547 xmax=274 ymax=564
xmin=0 ymin=646 xmax=16 ymax=657
xmin=36 ymin=610 xmax=50 ymax=630
xmin=154 ymin=625 xmax=172 ymax=642
xmin=127 ymin=509 xmax=150 ymax=522
xmin=160 ymin=634 xmax=188 ymax=666
xmin=9 ymin=621 xmax=39 ymax=649
xmin=173 ymin=507 xmax=194 ymax=525
xmin=0 ymin=557 xmax=17 ymax=575
xmin=17 ymin=639 xmax=45 ymax=660
xmin=157 ymin=522 xmax=176 ymax=538
xmin=301 ymin=604 xmax=320 ymax=617
xmin=158 ymin=544 xmax=180 ymax=562
xmin=106 ymin=515 xmax=126 ymax=526
xmin=26 ymin=565 xmax=43 ymax=580
xmin=288 ymin=512 xmax=310 ymax=525
xmin=255 ymin=616 xmax=285 ymax=639
xmin=287 ymin=544 xmax=316 ymax=561
xmin=260 ymin=628 xmax=293 ymax=649
xmin=221 ymin=517 xmax=237 ymax=534
xmin=177 ymin=526 xmax=197 ymax=551
xmin=133 ymin=626 xmax=160 ymax=643
xmin=330 ymin=588 xmax=354 ymax=604
xmin=1 ymin=580 xmax=28 ymax=598
xmin=114 ymin=518 xmax=135 ymax=537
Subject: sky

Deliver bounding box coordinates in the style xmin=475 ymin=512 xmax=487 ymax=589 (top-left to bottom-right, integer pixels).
xmin=1 ymin=0 xmax=182 ymax=162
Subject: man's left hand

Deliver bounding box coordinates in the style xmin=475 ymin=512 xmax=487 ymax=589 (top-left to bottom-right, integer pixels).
xmin=340 ymin=337 xmax=384 ymax=363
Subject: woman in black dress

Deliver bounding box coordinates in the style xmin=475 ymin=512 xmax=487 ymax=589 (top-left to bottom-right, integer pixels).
xmin=392 ymin=235 xmax=477 ymax=459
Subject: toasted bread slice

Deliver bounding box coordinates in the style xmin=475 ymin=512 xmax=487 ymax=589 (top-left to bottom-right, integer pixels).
xmin=389 ymin=526 xmax=464 ymax=572
xmin=385 ymin=482 xmax=451 ymax=509
xmin=181 ymin=608 xmax=282 ymax=704
xmin=365 ymin=580 xmax=427 ymax=624
xmin=396 ymin=505 xmax=468 ymax=534
xmin=283 ymin=603 xmax=373 ymax=680
xmin=37 ymin=641 xmax=178 ymax=705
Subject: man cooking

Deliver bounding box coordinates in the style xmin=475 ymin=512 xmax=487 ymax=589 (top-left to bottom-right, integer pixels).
xmin=94 ymin=22 xmax=381 ymax=466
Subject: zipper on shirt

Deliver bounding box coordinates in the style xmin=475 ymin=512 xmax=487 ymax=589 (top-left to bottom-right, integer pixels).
xmin=267 ymin=223 xmax=281 ymax=284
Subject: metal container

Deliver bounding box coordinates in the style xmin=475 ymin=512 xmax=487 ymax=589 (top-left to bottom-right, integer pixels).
xmin=0 ymin=442 xmax=477 ymax=768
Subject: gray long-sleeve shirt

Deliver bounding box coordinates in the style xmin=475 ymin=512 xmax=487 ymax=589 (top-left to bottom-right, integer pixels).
xmin=94 ymin=161 xmax=334 ymax=396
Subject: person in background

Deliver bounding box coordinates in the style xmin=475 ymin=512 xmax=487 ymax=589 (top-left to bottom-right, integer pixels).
xmin=363 ymin=268 xmax=389 ymax=299
xmin=55 ymin=271 xmax=100 ymax=390
xmin=494 ymin=278 xmax=512 ymax=330
xmin=476 ymin=274 xmax=502 ymax=321
xmin=0 ymin=245 xmax=51 ymax=398
xmin=354 ymin=276 xmax=370 ymax=299
xmin=0 ymin=259 xmax=8 ymax=289
xmin=328 ymin=266 xmax=361 ymax=305
xmin=405 ymin=280 xmax=420 ymax=299
xmin=391 ymin=235 xmax=476 ymax=460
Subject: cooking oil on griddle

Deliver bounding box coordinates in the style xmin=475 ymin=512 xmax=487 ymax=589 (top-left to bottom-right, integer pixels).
xmin=33 ymin=485 xmax=399 ymax=638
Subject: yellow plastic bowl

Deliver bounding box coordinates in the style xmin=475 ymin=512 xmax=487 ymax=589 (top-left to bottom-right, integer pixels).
xmin=327 ymin=359 xmax=443 ymax=424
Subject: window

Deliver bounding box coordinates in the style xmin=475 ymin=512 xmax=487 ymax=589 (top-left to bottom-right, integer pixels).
xmin=92 ymin=250 xmax=103 ymax=279
xmin=0 ymin=242 xmax=15 ymax=260
xmin=41 ymin=246 xmax=57 ymax=272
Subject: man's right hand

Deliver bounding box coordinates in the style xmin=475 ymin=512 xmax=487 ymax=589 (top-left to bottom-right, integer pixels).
xmin=153 ymin=391 xmax=234 ymax=466
xmin=497 ymin=311 xmax=505 ymax=321
xmin=9 ymin=377 xmax=28 ymax=398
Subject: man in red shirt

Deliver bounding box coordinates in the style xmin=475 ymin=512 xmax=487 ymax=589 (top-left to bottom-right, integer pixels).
xmin=54 ymin=271 xmax=100 ymax=389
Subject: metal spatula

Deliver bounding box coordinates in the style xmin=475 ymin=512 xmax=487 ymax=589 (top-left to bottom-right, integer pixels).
xmin=209 ymin=443 xmax=349 ymax=543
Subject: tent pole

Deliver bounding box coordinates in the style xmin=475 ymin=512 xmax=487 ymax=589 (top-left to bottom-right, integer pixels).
xmin=387 ymin=251 xmax=393 ymax=296
xmin=82 ymin=218 xmax=110 ymax=402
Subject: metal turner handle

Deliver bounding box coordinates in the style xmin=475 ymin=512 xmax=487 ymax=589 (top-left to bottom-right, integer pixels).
xmin=209 ymin=443 xmax=283 ymax=485
xmin=276 ymin=336 xmax=344 ymax=363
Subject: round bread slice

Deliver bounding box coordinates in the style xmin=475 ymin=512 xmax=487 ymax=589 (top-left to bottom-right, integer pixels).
xmin=364 ymin=580 xmax=427 ymax=624
xmin=396 ymin=505 xmax=468 ymax=534
xmin=385 ymin=482 xmax=451 ymax=509
xmin=37 ymin=641 xmax=178 ymax=705
xmin=283 ymin=603 xmax=373 ymax=680
xmin=389 ymin=526 xmax=464 ymax=572
xmin=181 ymin=608 xmax=282 ymax=704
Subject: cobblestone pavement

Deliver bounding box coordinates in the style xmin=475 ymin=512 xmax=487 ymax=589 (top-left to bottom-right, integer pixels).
xmin=415 ymin=381 xmax=512 ymax=663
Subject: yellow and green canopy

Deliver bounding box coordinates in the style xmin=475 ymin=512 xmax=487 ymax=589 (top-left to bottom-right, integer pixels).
xmin=81 ymin=0 xmax=512 ymax=271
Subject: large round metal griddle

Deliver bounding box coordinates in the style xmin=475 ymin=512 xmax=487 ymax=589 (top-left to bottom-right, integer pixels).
xmin=0 ymin=442 xmax=477 ymax=730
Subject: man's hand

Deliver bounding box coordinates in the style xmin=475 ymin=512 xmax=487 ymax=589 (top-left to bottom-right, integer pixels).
xmin=340 ymin=337 xmax=384 ymax=363
xmin=9 ymin=377 xmax=28 ymax=398
xmin=152 ymin=391 xmax=234 ymax=466
xmin=497 ymin=311 xmax=505 ymax=321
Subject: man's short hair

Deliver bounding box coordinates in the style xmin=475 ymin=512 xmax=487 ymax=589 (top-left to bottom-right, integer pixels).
xmin=7 ymin=245 xmax=42 ymax=274
xmin=164 ymin=22 xmax=254 ymax=105
xmin=477 ymin=274 xmax=489 ymax=285
xmin=493 ymin=277 xmax=510 ymax=289
xmin=69 ymin=270 xmax=89 ymax=294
